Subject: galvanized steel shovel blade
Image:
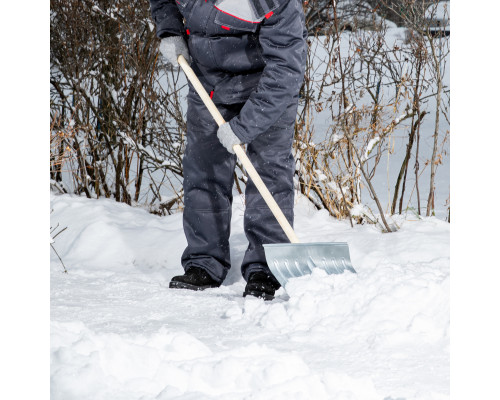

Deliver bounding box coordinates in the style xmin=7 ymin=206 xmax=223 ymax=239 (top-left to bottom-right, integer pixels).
xmin=263 ymin=242 xmax=356 ymax=288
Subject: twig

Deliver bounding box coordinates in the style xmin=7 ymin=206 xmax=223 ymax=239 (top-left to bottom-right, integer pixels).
xmin=345 ymin=131 xmax=393 ymax=233
xmin=51 ymin=226 xmax=68 ymax=240
xmin=337 ymin=177 xmax=354 ymax=228
xmin=51 ymin=243 xmax=68 ymax=274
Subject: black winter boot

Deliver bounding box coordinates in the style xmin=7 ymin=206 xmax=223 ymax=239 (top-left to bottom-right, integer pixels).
xmin=243 ymin=272 xmax=281 ymax=301
xmin=169 ymin=267 xmax=220 ymax=291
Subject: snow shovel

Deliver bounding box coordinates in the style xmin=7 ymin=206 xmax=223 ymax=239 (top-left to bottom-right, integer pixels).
xmin=178 ymin=55 xmax=356 ymax=288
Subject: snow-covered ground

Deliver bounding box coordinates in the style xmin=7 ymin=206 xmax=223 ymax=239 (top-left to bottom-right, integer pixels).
xmin=49 ymin=22 xmax=450 ymax=400
xmin=51 ymin=191 xmax=449 ymax=399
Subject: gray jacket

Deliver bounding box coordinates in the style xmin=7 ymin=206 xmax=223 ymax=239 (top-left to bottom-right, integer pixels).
xmin=150 ymin=0 xmax=307 ymax=143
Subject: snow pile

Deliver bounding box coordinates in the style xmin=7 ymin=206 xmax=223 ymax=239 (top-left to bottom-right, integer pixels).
xmin=52 ymin=319 xmax=384 ymax=400
xmin=239 ymin=266 xmax=448 ymax=346
xmin=51 ymin=193 xmax=449 ymax=399
xmin=51 ymin=322 xmax=317 ymax=400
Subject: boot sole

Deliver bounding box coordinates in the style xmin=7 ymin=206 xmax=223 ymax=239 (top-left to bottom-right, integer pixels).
xmin=169 ymin=281 xmax=220 ymax=291
xmin=243 ymin=289 xmax=275 ymax=301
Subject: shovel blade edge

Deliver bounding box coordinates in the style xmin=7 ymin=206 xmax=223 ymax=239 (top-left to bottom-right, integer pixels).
xmin=263 ymin=242 xmax=356 ymax=288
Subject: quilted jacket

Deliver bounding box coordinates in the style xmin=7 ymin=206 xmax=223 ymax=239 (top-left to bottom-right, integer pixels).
xmin=150 ymin=0 xmax=307 ymax=142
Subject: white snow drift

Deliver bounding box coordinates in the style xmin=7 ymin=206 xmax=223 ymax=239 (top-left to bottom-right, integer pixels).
xmin=51 ymin=191 xmax=449 ymax=399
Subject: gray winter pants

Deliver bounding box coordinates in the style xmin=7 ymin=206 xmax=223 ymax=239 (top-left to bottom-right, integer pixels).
xmin=181 ymin=93 xmax=297 ymax=285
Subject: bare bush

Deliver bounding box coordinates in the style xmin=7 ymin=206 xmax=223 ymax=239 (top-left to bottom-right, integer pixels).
xmin=50 ymin=0 xmax=449 ymax=227
xmin=50 ymin=0 xmax=186 ymax=214
xmin=294 ymin=0 xmax=449 ymax=230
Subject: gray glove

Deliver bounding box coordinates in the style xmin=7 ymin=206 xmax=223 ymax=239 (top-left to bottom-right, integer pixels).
xmin=159 ymin=36 xmax=190 ymax=68
xmin=217 ymin=122 xmax=243 ymax=154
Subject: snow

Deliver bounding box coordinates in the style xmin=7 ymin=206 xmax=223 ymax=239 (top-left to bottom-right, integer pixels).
xmin=364 ymin=136 xmax=381 ymax=160
xmin=51 ymin=192 xmax=449 ymax=399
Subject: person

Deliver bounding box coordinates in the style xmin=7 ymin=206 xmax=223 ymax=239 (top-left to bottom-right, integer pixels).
xmin=150 ymin=0 xmax=307 ymax=300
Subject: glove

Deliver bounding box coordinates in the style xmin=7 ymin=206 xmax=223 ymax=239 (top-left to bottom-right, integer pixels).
xmin=159 ymin=36 xmax=190 ymax=68
xmin=217 ymin=122 xmax=243 ymax=154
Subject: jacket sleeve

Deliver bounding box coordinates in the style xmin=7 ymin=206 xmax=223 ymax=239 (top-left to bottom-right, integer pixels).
xmin=150 ymin=0 xmax=185 ymax=38
xmin=229 ymin=0 xmax=307 ymax=143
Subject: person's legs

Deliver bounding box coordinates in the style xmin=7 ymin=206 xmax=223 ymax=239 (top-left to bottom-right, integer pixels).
xmin=180 ymin=95 xmax=243 ymax=284
xmin=241 ymin=102 xmax=297 ymax=288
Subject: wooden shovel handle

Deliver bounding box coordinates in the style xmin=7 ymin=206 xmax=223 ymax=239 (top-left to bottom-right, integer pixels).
xmin=177 ymin=55 xmax=300 ymax=244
